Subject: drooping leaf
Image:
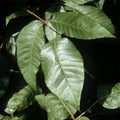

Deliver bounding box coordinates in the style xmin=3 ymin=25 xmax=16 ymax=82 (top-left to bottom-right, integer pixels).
xmin=97 ymin=83 xmax=120 ymax=109
xmin=63 ymin=0 xmax=94 ymax=5
xmin=17 ymin=20 xmax=45 ymax=89
xmin=50 ymin=12 xmax=115 ymax=39
xmin=40 ymin=37 xmax=84 ymax=110
xmin=0 ymin=54 xmax=9 ymax=98
xmin=35 ymin=93 xmax=76 ymax=120
xmin=6 ymin=10 xmax=28 ymax=25
xmin=66 ymin=5 xmax=115 ymax=34
xmin=5 ymin=85 xmax=34 ymax=115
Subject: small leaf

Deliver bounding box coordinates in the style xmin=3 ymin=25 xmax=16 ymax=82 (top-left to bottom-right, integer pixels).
xmin=17 ymin=20 xmax=45 ymax=89
xmin=50 ymin=12 xmax=115 ymax=39
xmin=35 ymin=93 xmax=76 ymax=120
xmin=6 ymin=32 xmax=18 ymax=56
xmin=98 ymin=0 xmax=105 ymax=9
xmin=97 ymin=83 xmax=120 ymax=109
xmin=41 ymin=37 xmax=84 ymax=110
xmin=5 ymin=85 xmax=34 ymax=115
xmin=6 ymin=10 xmax=28 ymax=25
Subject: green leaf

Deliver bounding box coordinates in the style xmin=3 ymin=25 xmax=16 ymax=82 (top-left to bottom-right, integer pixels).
xmin=5 ymin=85 xmax=34 ymax=115
xmin=67 ymin=5 xmax=115 ymax=34
xmin=63 ymin=0 xmax=94 ymax=5
xmin=17 ymin=20 xmax=45 ymax=89
xmin=45 ymin=23 xmax=57 ymax=41
xmin=50 ymin=12 xmax=115 ymax=39
xmin=98 ymin=0 xmax=105 ymax=9
xmin=6 ymin=32 xmax=18 ymax=56
xmin=97 ymin=83 xmax=120 ymax=109
xmin=35 ymin=93 xmax=76 ymax=120
xmin=40 ymin=38 xmax=84 ymax=110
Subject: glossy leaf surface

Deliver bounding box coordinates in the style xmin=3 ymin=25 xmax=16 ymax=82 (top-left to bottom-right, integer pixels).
xmin=17 ymin=20 xmax=45 ymax=89
xmin=50 ymin=12 xmax=115 ymax=39
xmin=70 ymin=5 xmax=115 ymax=34
xmin=41 ymin=38 xmax=84 ymax=110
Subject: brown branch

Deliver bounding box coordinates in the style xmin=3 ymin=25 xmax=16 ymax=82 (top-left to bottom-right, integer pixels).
xmin=25 ymin=9 xmax=48 ymax=25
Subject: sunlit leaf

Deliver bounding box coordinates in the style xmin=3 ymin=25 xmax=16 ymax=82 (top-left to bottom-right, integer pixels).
xmin=17 ymin=20 xmax=45 ymax=89
xmin=35 ymin=93 xmax=76 ymax=120
xmin=41 ymin=37 xmax=84 ymax=110
xmin=97 ymin=83 xmax=120 ymax=109
xmin=50 ymin=12 xmax=115 ymax=39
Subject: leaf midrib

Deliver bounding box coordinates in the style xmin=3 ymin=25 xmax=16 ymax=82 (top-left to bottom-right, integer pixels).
xmin=28 ymin=26 xmax=41 ymax=76
xmin=51 ymin=19 xmax=111 ymax=35
xmin=53 ymin=39 xmax=76 ymax=105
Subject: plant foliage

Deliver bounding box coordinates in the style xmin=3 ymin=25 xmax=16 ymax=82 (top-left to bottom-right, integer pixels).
xmin=0 ymin=0 xmax=120 ymax=120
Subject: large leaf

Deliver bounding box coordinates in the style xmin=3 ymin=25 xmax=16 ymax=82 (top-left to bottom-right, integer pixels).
xmin=35 ymin=93 xmax=76 ymax=120
xmin=17 ymin=20 xmax=45 ymax=89
xmin=40 ymin=38 xmax=84 ymax=110
xmin=66 ymin=5 xmax=115 ymax=34
xmin=97 ymin=83 xmax=120 ymax=109
xmin=50 ymin=12 xmax=115 ymax=39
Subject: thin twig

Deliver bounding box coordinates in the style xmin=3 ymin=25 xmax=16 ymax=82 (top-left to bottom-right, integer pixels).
xmin=25 ymin=9 xmax=48 ymax=25
xmin=75 ymin=91 xmax=120 ymax=120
